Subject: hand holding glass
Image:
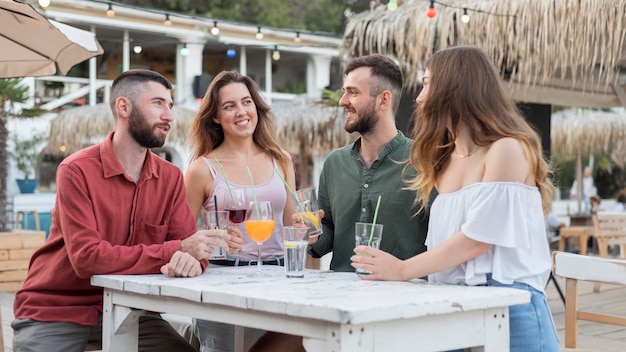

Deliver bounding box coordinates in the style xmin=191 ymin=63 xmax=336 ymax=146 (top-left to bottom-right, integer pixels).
xmin=354 ymin=222 xmax=383 ymax=275
xmin=244 ymin=201 xmax=275 ymax=273
xmin=203 ymin=210 xmax=230 ymax=259
xmin=295 ymin=187 xmax=322 ymax=238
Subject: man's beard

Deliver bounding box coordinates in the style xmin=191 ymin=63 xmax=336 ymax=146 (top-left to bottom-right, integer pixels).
xmin=345 ymin=102 xmax=377 ymax=135
xmin=128 ymin=106 xmax=168 ymax=148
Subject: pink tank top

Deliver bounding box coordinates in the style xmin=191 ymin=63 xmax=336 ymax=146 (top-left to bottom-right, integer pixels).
xmin=201 ymin=157 xmax=287 ymax=259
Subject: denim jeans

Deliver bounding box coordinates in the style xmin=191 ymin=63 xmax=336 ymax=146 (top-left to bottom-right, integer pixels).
xmin=484 ymin=275 xmax=560 ymax=352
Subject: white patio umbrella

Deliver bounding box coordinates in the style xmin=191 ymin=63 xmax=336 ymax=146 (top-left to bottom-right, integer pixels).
xmin=0 ymin=0 xmax=103 ymax=78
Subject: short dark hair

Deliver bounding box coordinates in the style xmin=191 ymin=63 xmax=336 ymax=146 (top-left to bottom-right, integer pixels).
xmin=109 ymin=69 xmax=172 ymax=113
xmin=344 ymin=54 xmax=403 ymax=113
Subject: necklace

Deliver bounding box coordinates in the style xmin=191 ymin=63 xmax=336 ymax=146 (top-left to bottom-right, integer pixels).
xmin=453 ymin=148 xmax=477 ymax=158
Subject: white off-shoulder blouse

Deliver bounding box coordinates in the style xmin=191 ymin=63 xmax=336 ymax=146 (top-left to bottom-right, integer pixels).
xmin=427 ymin=182 xmax=551 ymax=292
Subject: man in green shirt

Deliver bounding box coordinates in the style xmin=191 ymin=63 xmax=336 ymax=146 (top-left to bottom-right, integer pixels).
xmin=309 ymin=54 xmax=430 ymax=272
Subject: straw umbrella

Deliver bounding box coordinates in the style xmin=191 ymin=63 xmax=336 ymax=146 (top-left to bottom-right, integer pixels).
xmin=271 ymin=99 xmax=354 ymax=185
xmin=44 ymin=104 xmax=197 ymax=156
xmin=551 ymin=108 xmax=626 ymax=212
xmin=44 ymin=101 xmax=353 ymax=185
xmin=343 ymin=0 xmax=626 ymax=108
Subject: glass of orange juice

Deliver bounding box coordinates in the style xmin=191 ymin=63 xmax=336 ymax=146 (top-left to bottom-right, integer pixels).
xmin=244 ymin=200 xmax=275 ymax=274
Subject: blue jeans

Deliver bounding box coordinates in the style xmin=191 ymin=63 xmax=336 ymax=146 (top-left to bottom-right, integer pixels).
xmin=484 ymin=275 xmax=560 ymax=352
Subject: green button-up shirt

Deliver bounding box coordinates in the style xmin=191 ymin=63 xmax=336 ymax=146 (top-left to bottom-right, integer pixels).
xmin=310 ymin=131 xmax=430 ymax=272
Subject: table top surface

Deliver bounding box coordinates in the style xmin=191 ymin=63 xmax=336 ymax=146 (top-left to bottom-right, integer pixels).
xmin=92 ymin=266 xmax=530 ymax=325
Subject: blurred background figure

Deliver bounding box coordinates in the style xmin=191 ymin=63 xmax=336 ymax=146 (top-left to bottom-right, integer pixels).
xmin=570 ymin=166 xmax=597 ymax=212
xmin=545 ymin=212 xmax=565 ymax=243
xmin=614 ymin=194 xmax=626 ymax=212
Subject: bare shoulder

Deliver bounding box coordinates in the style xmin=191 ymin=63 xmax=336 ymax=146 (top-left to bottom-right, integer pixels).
xmin=185 ymin=157 xmax=212 ymax=179
xmin=483 ymin=137 xmax=531 ymax=183
xmin=488 ymin=137 xmax=525 ymax=157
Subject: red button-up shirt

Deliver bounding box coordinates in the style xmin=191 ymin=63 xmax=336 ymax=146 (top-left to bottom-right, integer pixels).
xmin=14 ymin=132 xmax=200 ymax=326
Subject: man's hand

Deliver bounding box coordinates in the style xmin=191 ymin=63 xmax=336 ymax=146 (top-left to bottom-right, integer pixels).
xmin=180 ymin=229 xmax=231 ymax=261
xmin=291 ymin=209 xmax=324 ymax=244
xmin=160 ymin=251 xmax=202 ymax=277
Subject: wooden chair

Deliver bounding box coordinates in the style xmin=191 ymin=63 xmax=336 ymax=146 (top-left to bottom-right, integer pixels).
xmin=591 ymin=213 xmax=626 ymax=292
xmin=553 ymin=251 xmax=626 ymax=349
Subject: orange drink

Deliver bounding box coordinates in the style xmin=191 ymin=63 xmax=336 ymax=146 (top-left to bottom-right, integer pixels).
xmin=245 ymin=219 xmax=275 ymax=243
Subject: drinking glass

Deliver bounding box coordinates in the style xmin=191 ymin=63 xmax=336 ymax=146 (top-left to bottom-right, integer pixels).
xmin=295 ymin=187 xmax=322 ymax=238
xmin=244 ymin=200 xmax=275 ymax=274
xmin=224 ymin=189 xmax=247 ymax=224
xmin=203 ymin=210 xmax=230 ymax=259
xmin=354 ymin=222 xmax=383 ymax=275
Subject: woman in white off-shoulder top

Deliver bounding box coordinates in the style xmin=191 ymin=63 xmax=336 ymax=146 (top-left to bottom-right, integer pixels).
xmin=352 ymin=46 xmax=559 ymax=352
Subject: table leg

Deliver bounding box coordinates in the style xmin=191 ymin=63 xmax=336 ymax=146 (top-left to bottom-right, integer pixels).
xmin=102 ymin=289 xmax=145 ymax=352
xmin=481 ymin=307 xmax=510 ymax=352
xmin=580 ymin=235 xmax=589 ymax=255
xmin=594 ymin=237 xmax=611 ymax=292
xmin=319 ymin=324 xmax=373 ymax=351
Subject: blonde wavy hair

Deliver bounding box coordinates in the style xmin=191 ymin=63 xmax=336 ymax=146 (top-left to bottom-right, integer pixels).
xmin=409 ymin=46 xmax=554 ymax=214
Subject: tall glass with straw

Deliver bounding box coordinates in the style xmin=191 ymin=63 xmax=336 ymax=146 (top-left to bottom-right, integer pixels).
xmin=244 ymin=167 xmax=275 ymax=274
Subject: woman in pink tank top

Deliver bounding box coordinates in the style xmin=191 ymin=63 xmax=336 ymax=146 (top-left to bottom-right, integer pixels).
xmin=184 ymin=70 xmax=299 ymax=352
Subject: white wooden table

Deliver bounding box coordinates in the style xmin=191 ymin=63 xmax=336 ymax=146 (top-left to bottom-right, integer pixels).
xmin=91 ymin=266 xmax=530 ymax=352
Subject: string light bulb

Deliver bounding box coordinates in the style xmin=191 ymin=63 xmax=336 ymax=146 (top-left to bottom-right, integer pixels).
xmin=164 ymin=14 xmax=172 ymax=26
xmin=461 ymin=8 xmax=470 ymax=23
xmin=294 ymin=31 xmax=302 ymax=43
xmin=133 ymin=43 xmax=142 ymax=54
xmin=106 ymin=3 xmax=115 ymax=17
xmin=180 ymin=43 xmax=189 ymax=57
xmin=272 ymin=46 xmax=280 ymax=61
xmin=38 ymin=0 xmax=50 ymax=8
xmin=211 ymin=21 xmax=220 ymax=35
xmin=256 ymin=26 xmax=264 ymax=40
xmin=387 ymin=0 xmax=398 ymax=11
xmin=426 ymin=1 xmax=436 ymax=18
xmin=226 ymin=46 xmax=236 ymax=58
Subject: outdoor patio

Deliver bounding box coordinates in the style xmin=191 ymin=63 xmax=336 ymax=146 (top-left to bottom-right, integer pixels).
xmin=2 ymin=271 xmax=626 ymax=352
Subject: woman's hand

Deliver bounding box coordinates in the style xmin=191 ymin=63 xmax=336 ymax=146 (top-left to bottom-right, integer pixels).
xmin=227 ymin=225 xmax=243 ymax=253
xmin=351 ymin=246 xmax=405 ymax=281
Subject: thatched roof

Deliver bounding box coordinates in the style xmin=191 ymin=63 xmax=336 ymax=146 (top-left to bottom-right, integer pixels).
xmin=44 ymin=101 xmax=352 ymax=157
xmin=551 ymin=108 xmax=626 ymax=162
xmin=43 ymin=104 xmax=197 ymax=155
xmin=343 ymin=0 xmax=626 ymax=108
xmin=271 ymin=99 xmax=354 ymax=155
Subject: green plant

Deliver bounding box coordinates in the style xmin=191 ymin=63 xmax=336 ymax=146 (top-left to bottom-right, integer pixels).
xmin=11 ymin=133 xmax=45 ymax=180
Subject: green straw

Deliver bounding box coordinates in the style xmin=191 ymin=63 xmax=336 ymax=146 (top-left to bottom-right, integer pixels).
xmin=369 ymin=195 xmax=382 ymax=246
xmin=275 ymin=170 xmax=304 ymax=210
xmin=214 ymin=158 xmax=237 ymax=209
xmin=246 ymin=166 xmax=260 ymax=218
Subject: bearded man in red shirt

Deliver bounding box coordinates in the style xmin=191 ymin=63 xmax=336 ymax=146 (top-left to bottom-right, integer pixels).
xmin=12 ymin=69 xmax=243 ymax=352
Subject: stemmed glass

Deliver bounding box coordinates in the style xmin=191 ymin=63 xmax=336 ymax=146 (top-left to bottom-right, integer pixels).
xmin=244 ymin=200 xmax=275 ymax=274
xmin=224 ymin=189 xmax=247 ymax=225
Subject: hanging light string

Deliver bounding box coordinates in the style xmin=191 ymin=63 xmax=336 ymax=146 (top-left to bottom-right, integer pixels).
xmin=386 ymin=0 xmax=515 ymax=23
xmin=83 ymin=0 xmax=322 ymax=45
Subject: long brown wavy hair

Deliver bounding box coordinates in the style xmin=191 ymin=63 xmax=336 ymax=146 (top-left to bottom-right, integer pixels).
xmin=409 ymin=46 xmax=554 ymax=214
xmin=188 ymin=70 xmax=290 ymax=169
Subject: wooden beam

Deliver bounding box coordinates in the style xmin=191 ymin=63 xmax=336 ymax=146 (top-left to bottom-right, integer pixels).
xmin=613 ymin=84 xmax=626 ymax=109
